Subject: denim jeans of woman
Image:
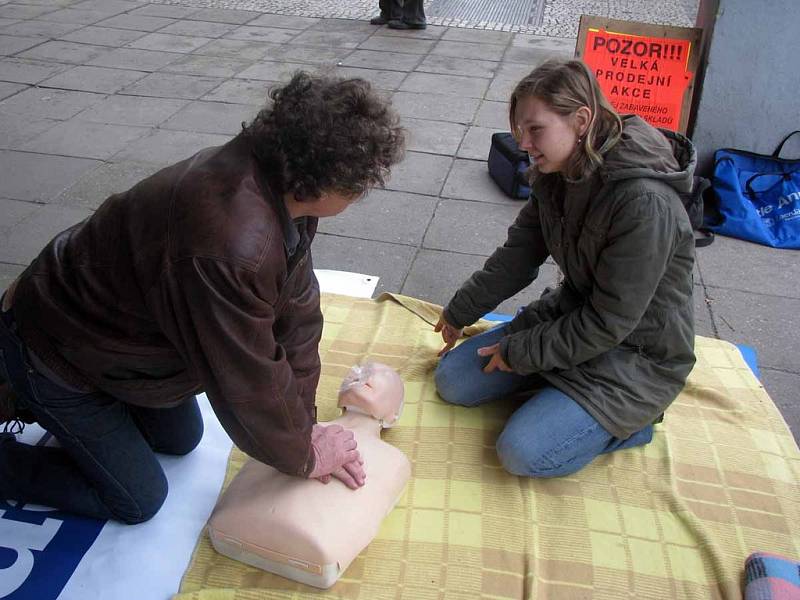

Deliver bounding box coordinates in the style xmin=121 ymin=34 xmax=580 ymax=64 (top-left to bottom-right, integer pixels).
xmin=0 ymin=305 xmax=204 ymax=523
xmin=435 ymin=325 xmax=653 ymax=477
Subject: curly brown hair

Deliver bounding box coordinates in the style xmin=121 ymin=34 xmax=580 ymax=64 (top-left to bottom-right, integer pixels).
xmin=243 ymin=71 xmax=405 ymax=201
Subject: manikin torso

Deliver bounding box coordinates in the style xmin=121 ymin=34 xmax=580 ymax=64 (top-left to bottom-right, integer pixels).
xmin=208 ymin=363 xmax=411 ymax=589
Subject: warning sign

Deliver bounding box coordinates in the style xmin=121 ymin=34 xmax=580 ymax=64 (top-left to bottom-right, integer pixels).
xmin=575 ymin=16 xmax=702 ymax=133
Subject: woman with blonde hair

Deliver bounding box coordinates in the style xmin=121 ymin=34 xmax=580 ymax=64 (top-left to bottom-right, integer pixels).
xmin=434 ymin=59 xmax=697 ymax=477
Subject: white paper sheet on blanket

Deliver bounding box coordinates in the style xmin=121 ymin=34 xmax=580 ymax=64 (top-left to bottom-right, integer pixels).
xmin=0 ymin=270 xmax=378 ymax=600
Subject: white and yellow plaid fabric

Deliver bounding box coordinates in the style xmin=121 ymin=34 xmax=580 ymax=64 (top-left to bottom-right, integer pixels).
xmin=175 ymin=293 xmax=800 ymax=600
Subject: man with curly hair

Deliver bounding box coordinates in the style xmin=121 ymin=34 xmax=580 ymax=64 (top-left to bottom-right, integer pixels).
xmin=0 ymin=72 xmax=406 ymax=523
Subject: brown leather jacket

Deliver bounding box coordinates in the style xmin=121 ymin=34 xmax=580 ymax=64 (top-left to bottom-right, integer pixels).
xmin=12 ymin=134 xmax=322 ymax=477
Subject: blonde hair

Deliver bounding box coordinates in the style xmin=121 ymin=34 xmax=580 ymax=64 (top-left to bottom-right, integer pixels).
xmin=509 ymin=59 xmax=622 ymax=182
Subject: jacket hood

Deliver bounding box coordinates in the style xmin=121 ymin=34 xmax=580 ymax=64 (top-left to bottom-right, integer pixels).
xmin=600 ymin=115 xmax=696 ymax=195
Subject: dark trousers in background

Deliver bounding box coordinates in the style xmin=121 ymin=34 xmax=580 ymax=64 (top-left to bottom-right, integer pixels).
xmin=0 ymin=307 xmax=204 ymax=523
xmin=379 ymin=0 xmax=426 ymax=26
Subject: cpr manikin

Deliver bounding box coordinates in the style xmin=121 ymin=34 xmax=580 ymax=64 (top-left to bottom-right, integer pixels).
xmin=207 ymin=362 xmax=411 ymax=589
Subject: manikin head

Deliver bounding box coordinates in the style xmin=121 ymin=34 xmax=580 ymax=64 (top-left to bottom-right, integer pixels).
xmin=337 ymin=363 xmax=404 ymax=428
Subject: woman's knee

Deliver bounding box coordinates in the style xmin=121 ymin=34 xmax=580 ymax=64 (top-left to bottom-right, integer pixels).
xmin=161 ymin=418 xmax=204 ymax=456
xmin=496 ymin=428 xmax=591 ymax=479
xmin=434 ymin=360 xmax=481 ymax=407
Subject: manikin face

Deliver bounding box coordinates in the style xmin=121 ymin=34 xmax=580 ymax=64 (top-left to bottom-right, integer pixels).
xmin=338 ymin=363 xmax=405 ymax=427
xmin=514 ymin=96 xmax=584 ymax=175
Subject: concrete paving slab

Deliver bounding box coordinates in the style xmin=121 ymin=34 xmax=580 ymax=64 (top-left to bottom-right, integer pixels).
xmin=401 ymin=248 xmax=559 ymax=315
xmin=0 ymin=56 xmax=68 ymax=82
xmin=496 ymin=61 xmax=538 ymax=80
xmin=120 ymin=71 xmax=223 ymax=99
xmin=160 ymin=53 xmax=251 ymax=77
xmin=458 ymin=125 xmax=503 ymax=160
xmin=442 ymin=158 xmax=511 ymax=204
xmin=0 ymin=197 xmax=39 ymax=241
xmin=318 ymin=189 xmax=437 ymax=246
xmin=391 ymin=91 xmax=479 ymax=125
xmin=431 ymin=39 xmax=506 ymax=61
xmin=0 ymin=261 xmax=25 ymax=290
xmin=424 ymin=198 xmax=521 ymax=255
xmin=247 ymin=14 xmax=319 ymax=30
xmin=333 ymin=66 xmax=405 ymax=91
xmin=111 ymin=129 xmax=231 ymax=164
xmin=0 ymin=113 xmax=59 ymax=149
xmin=58 ymin=24 xmax=148 ymax=46
xmin=55 ymin=159 xmax=162 ymax=209
xmin=704 ymin=287 xmax=800 ymax=372
xmin=128 ymin=4 xmax=199 ymax=19
xmin=20 ymin=118 xmax=149 ymax=159
xmin=87 ymin=47 xmax=182 ymax=71
xmin=384 ymin=150 xmax=451 ymax=197
xmin=485 ymin=76 xmax=516 ymax=102
xmin=0 ymin=4 xmax=57 ymax=19
xmin=1 ymin=18 xmax=81 ymax=37
xmin=288 ymin=29 xmax=369 ymax=48
xmin=94 ymin=13 xmax=175 ymax=32
xmin=261 ymin=43 xmax=347 ymax=64
xmin=37 ymin=8 xmax=113 ymax=25
xmin=403 ymin=116 xmax=466 ymax=156
xmin=127 ymin=32 xmax=214 ymax=53
xmin=696 ymin=235 xmax=800 ymax=299
xmin=0 ymin=86 xmax=104 ymax=118
xmin=0 ymin=80 xmax=24 ymax=99
xmin=0 ymin=19 xmax=21 ymax=30
xmin=475 ymin=100 xmax=508 ymax=129
xmin=225 ymin=25 xmax=297 ymax=44
xmin=502 ymin=44 xmax=571 ymax=66
xmin=73 ymin=92 xmax=186 ymax=126
xmin=235 ymin=59 xmax=304 ymax=82
xmin=311 ymin=233 xmax=416 ymax=296
xmin=185 ymin=7 xmax=259 ymax=25
xmin=160 ymin=100 xmax=257 ymax=134
xmin=358 ymin=34 xmax=435 ymax=55
xmin=201 ymin=77 xmax=271 ymax=104
xmin=400 ymin=72 xmax=488 ymax=99
xmin=307 ymin=19 xmax=374 ymax=33
xmin=693 ymin=283 xmax=716 ymax=338
xmin=376 ymin=24 xmax=446 ymax=40
xmin=415 ymin=54 xmax=496 ymax=79
xmin=340 ymin=48 xmax=420 ymax=72
xmin=17 ymin=39 xmax=109 ymax=63
xmin=39 ymin=64 xmax=147 ymax=93
xmin=72 ymin=0 xmax=142 ymax=14
xmin=0 ymin=34 xmax=43 ymax=55
xmin=157 ymin=19 xmax=236 ymax=38
xmin=0 ymin=149 xmax=100 ymax=202
xmin=759 ymin=368 xmax=800 ymax=438
xmin=441 ymin=28 xmax=511 ymax=45
xmin=192 ymin=37 xmax=274 ymax=60
xmin=510 ymin=33 xmax=576 ymax=51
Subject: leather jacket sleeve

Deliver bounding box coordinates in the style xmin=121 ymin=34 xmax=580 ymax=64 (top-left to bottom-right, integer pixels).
xmin=156 ymin=255 xmax=317 ymax=477
xmin=444 ymin=197 xmax=549 ymax=328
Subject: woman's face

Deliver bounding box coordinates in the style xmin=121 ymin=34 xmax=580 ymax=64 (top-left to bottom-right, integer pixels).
xmin=514 ymin=96 xmax=583 ymax=174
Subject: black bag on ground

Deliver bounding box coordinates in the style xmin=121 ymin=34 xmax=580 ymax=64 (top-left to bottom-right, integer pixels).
xmin=488 ymin=132 xmax=531 ymax=200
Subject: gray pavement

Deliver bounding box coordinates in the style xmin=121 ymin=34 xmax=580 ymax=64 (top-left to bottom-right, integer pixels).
xmin=1 ymin=0 xmax=797 ymax=441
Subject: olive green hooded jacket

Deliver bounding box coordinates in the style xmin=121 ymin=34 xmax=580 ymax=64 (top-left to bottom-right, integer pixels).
xmin=443 ymin=115 xmax=696 ymax=439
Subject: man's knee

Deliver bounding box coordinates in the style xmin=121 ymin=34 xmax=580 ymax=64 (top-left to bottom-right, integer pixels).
xmin=110 ymin=473 xmax=168 ymax=524
xmin=161 ymin=419 xmax=204 ymax=456
xmin=434 ymin=361 xmax=479 ymax=407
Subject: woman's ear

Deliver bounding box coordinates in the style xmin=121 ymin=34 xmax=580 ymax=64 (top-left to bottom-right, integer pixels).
xmin=574 ymin=106 xmax=592 ymax=137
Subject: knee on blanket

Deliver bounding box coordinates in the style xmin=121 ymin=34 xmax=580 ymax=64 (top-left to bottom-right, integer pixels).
xmin=495 ymin=433 xmax=584 ymax=479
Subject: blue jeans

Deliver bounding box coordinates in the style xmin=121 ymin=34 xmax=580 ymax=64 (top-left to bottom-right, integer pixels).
xmin=435 ymin=325 xmax=653 ymax=477
xmin=0 ymin=306 xmax=204 ymax=523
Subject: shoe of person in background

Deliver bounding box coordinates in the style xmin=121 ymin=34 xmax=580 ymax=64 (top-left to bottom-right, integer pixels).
xmin=370 ymin=14 xmax=389 ymax=25
xmin=387 ymin=19 xmax=409 ymax=29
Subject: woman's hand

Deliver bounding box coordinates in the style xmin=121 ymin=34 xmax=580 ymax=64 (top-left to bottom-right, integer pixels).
xmin=477 ymin=343 xmax=513 ymax=373
xmin=434 ymin=315 xmax=464 ymax=356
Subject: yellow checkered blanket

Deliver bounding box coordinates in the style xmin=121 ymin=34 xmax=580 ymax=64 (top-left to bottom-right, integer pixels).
xmin=175 ymin=293 xmax=800 ymax=600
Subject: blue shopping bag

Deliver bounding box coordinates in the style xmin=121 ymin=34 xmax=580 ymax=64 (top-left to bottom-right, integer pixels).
xmin=711 ymin=131 xmax=800 ymax=249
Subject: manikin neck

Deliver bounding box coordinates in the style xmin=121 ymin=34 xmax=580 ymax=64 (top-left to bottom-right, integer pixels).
xmin=335 ymin=408 xmax=384 ymax=435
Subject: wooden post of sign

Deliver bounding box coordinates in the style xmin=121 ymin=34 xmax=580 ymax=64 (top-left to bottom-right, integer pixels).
xmin=575 ymin=16 xmax=702 ymax=134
